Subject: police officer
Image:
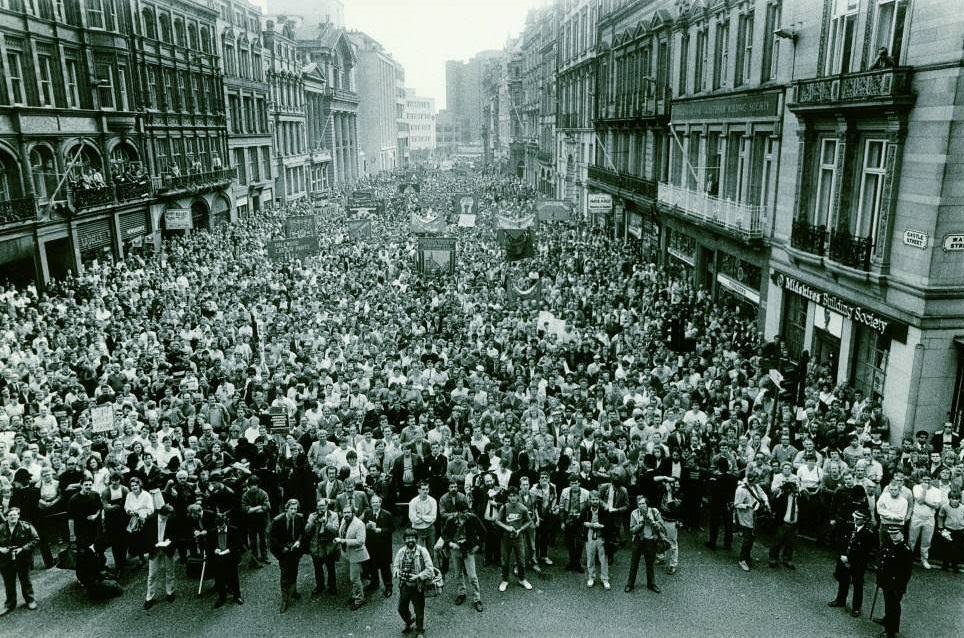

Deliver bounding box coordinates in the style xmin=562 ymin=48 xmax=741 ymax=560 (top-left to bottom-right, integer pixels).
xmin=829 ymin=508 xmax=877 ymax=617
xmin=874 ymin=527 xmax=913 ymax=638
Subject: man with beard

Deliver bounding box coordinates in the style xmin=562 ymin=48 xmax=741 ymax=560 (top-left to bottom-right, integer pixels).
xmin=392 ymin=528 xmax=435 ymax=638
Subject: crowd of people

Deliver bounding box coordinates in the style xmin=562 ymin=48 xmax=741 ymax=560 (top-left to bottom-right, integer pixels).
xmin=0 ymin=166 xmax=962 ymax=638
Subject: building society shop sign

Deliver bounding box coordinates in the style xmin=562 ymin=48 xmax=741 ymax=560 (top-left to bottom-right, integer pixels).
xmin=772 ymin=271 xmax=908 ymax=342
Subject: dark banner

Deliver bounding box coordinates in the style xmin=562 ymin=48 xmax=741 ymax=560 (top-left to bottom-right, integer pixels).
xmin=418 ymin=236 xmax=456 ymax=275
xmin=266 ymin=236 xmax=319 ymax=262
xmin=399 ymin=182 xmax=421 ymax=195
xmin=347 ymin=218 xmax=372 ymax=240
xmin=504 ymin=229 xmax=536 ymax=262
xmin=285 ymin=215 xmax=317 ymax=239
xmin=349 ymin=190 xmax=377 ymax=208
xmin=506 ymin=272 xmax=542 ymax=304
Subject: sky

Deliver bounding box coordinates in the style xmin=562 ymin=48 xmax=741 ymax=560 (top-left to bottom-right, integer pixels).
xmin=258 ymin=0 xmax=545 ymax=109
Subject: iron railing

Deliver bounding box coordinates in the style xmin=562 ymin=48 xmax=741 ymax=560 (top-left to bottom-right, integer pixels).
xmin=0 ymin=196 xmax=37 ymax=225
xmin=658 ymin=182 xmax=767 ymax=239
xmin=790 ymin=219 xmax=873 ymax=271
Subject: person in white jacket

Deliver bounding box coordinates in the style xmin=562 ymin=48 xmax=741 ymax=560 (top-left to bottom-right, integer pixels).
xmin=908 ymin=472 xmax=947 ymax=569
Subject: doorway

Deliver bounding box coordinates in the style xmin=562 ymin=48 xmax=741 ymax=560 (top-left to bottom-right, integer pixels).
xmin=813 ymin=328 xmax=841 ymax=380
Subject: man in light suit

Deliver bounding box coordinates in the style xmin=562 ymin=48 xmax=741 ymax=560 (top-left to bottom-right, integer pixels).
xmin=335 ymin=504 xmax=369 ymax=610
xmin=270 ymin=499 xmax=306 ymax=613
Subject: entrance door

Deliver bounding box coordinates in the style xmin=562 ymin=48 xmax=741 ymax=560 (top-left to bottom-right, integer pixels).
xmin=813 ymin=328 xmax=841 ymax=380
xmin=44 ymin=237 xmax=73 ymax=282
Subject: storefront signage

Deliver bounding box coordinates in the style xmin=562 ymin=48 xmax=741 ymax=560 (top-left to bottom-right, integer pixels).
xmin=943 ymin=234 xmax=964 ymax=252
xmin=164 ymin=208 xmax=193 ymax=230
xmin=588 ymin=193 xmax=613 ymax=214
xmin=771 ymin=271 xmax=908 ymax=342
xmin=627 ymin=212 xmax=642 ymax=238
xmin=668 ymin=247 xmax=695 ymax=266
xmin=77 ymin=219 xmax=113 ymax=253
xmin=902 ymin=229 xmax=927 ymax=249
xmin=717 ymin=273 xmax=760 ymax=304
xmin=672 ymin=90 xmax=781 ymax=121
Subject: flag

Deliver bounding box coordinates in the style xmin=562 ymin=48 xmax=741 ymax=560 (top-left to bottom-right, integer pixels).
xmin=504 ymin=229 xmax=535 ymax=262
xmin=347 ymin=219 xmax=372 ymax=240
xmin=506 ymin=272 xmax=542 ymax=304
xmin=496 ymin=214 xmax=537 ymax=241
xmin=457 ymin=214 xmax=477 ymax=227
xmin=410 ymin=211 xmax=447 ymax=234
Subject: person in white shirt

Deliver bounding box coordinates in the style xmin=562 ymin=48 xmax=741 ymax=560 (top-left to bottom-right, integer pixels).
xmin=908 ymin=473 xmax=947 ymax=569
xmin=876 ymin=481 xmax=910 ymax=539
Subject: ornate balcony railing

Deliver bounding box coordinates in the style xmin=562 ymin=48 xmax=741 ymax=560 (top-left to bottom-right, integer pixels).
xmin=789 ymin=67 xmax=915 ymax=112
xmin=160 ymin=168 xmax=238 ymax=191
xmin=790 ymin=219 xmax=873 ymax=271
xmin=0 ymin=196 xmax=37 ymax=225
xmin=829 ymin=229 xmax=873 ymax=270
xmin=658 ymin=182 xmax=767 ymax=239
xmin=791 ymin=219 xmax=827 ymax=255
xmin=115 ymin=180 xmax=153 ymax=202
xmin=588 ymin=165 xmax=657 ymax=199
xmin=597 ymin=86 xmax=671 ymax=123
xmin=71 ymin=186 xmax=114 ymax=210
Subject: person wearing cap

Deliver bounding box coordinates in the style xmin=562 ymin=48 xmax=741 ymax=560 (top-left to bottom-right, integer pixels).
xmin=875 ymin=526 xmax=913 ymax=638
xmin=829 ymin=508 xmax=878 ymax=617
xmin=143 ymin=504 xmax=177 ymax=609
xmin=440 ymin=499 xmax=485 ymax=611
xmin=392 ymin=528 xmax=435 ymax=638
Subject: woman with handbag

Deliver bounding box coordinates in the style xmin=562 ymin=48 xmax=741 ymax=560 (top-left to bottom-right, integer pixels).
xmin=624 ymin=494 xmax=665 ymax=593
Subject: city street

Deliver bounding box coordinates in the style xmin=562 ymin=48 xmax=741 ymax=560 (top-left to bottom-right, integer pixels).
xmin=4 ymin=532 xmax=961 ymax=638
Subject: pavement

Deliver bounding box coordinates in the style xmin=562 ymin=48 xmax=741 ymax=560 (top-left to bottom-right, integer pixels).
xmin=2 ymin=529 xmax=962 ymax=638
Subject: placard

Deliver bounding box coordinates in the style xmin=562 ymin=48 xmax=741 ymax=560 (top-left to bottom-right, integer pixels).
xmin=266 ymin=237 xmax=319 ymax=262
xmin=164 ymin=208 xmax=193 ymax=230
xmin=417 ymin=237 xmax=456 ymax=275
xmin=452 ymin=193 xmax=478 ymax=216
xmin=269 ymin=406 xmax=289 ymax=434
xmin=285 ymin=215 xmax=317 ymax=239
xmin=587 ymin=193 xmax=613 ymax=214
xmin=90 ymin=404 xmax=115 ymax=433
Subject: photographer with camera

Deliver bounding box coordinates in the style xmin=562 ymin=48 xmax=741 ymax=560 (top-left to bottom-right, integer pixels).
xmin=392 ymin=528 xmax=435 ymax=638
xmin=769 ymin=466 xmax=801 ymax=569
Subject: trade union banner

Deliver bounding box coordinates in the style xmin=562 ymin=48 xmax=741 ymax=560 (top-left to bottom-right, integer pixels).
xmin=503 ymin=229 xmax=536 ymax=262
xmin=496 ymin=213 xmax=537 ymax=241
xmin=347 ymin=218 xmax=372 ymax=240
xmin=535 ymin=200 xmax=572 ymax=222
xmin=452 ymin=193 xmax=479 ymax=216
xmin=399 ymin=182 xmax=421 ymax=195
xmin=285 ymin=215 xmax=317 ymax=239
xmin=410 ymin=211 xmax=447 ymax=234
xmin=506 ymin=272 xmax=542 ymax=304
xmin=266 ymin=236 xmax=319 ymax=262
xmin=418 ymin=236 xmax=456 ymax=275
xmin=457 ymin=213 xmax=477 ymax=227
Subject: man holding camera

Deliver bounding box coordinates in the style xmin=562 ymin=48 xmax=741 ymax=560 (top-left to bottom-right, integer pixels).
xmin=392 ymin=528 xmax=435 ymax=638
xmin=769 ymin=472 xmax=801 ymax=569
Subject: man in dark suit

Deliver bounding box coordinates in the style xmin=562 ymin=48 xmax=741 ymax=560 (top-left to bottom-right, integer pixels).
xmin=391 ymin=446 xmax=425 ymax=512
xmin=270 ymin=499 xmax=306 ymax=612
xmin=143 ymin=505 xmax=178 ymax=609
xmin=829 ymin=509 xmax=878 ymax=617
xmin=0 ymin=507 xmax=39 ymax=614
xmin=335 ymin=479 xmax=370 ymax=515
xmin=875 ymin=527 xmax=914 ymax=638
xmin=363 ymin=494 xmax=395 ymax=597
xmin=930 ymin=422 xmax=961 ymax=454
xmin=315 ymin=466 xmax=344 ymax=505
xmin=207 ymin=511 xmax=243 ymax=608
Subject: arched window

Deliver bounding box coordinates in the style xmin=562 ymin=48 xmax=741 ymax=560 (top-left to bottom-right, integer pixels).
xmin=188 ymin=23 xmax=198 ymax=50
xmin=109 ymin=142 xmax=140 ymax=180
xmin=200 ymin=26 xmax=210 ymax=53
xmin=159 ymin=14 xmax=172 ymax=43
xmin=142 ymin=8 xmax=156 ymax=39
xmin=0 ymin=148 xmax=24 ymax=202
xmin=29 ymin=146 xmax=58 ymax=202
xmin=174 ymin=18 xmax=186 ymax=47
xmin=64 ymin=143 xmax=104 ymax=184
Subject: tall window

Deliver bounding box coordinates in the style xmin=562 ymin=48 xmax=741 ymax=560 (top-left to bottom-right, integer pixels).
xmin=146 ymin=67 xmax=157 ymax=108
xmin=873 ymin=0 xmax=907 ymax=64
xmin=116 ymin=65 xmax=129 ymax=110
xmin=87 ymin=0 xmax=105 ymax=29
xmin=261 ymin=146 xmax=271 ymax=180
xmin=852 ymin=325 xmax=889 ymax=400
xmin=761 ymin=2 xmax=781 ymax=82
xmin=65 ymin=59 xmax=80 ymax=108
xmin=163 ymin=69 xmax=174 ymax=110
xmin=96 ymin=62 xmax=114 ymax=109
xmin=38 ymin=55 xmax=55 ymax=106
xmin=735 ymin=11 xmax=754 ymax=87
xmin=713 ymin=18 xmax=729 ymax=90
xmin=6 ymin=51 xmax=25 ymax=105
xmin=678 ymin=33 xmax=689 ymax=96
xmin=694 ymin=30 xmax=708 ymax=93
xmin=248 ymin=147 xmax=259 ymax=182
xmin=855 ymin=139 xmax=888 ymax=247
xmin=814 ymin=138 xmax=839 ymax=227
xmin=825 ymin=0 xmax=858 ymax=75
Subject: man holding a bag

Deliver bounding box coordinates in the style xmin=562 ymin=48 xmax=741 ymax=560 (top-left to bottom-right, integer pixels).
xmin=625 ymin=494 xmax=664 ymax=594
xmin=393 ymin=528 xmax=436 ymax=638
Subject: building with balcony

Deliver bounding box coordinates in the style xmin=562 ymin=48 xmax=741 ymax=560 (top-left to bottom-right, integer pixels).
xmin=348 ymin=31 xmax=403 ymax=175
xmin=264 ymin=16 xmax=308 ymax=202
xmin=556 ymin=0 xmax=599 ymax=216
xmin=218 ymin=0 xmax=273 ymax=217
xmin=292 ymin=18 xmax=359 ymax=188
xmin=404 ymin=89 xmax=437 ymax=162
xmin=0 ymin=0 xmax=235 ymax=289
xmin=766 ymin=0 xmax=964 ymax=439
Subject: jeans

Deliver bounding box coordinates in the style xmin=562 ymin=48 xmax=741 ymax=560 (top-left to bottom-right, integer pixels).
xmin=450 ymin=547 xmax=481 ymax=602
xmin=500 ymin=533 xmax=527 ymax=582
xmin=348 ymin=560 xmax=366 ymax=605
xmin=398 ymin=582 xmax=425 ymax=631
xmin=1 ymin=558 xmax=35 ymax=609
xmin=625 ymin=538 xmax=656 ymax=588
xmin=563 ymin=521 xmax=583 ymax=568
xmin=585 ymin=536 xmax=608 ymax=582
xmin=739 ymin=525 xmax=755 ymax=564
xmin=146 ymin=553 xmax=175 ymax=601
xmin=769 ymin=523 xmax=797 ymax=562
xmin=908 ymin=514 xmax=935 ymax=561
xmin=659 ymin=521 xmax=679 ymax=569
xmin=414 ymin=526 xmax=436 ymax=562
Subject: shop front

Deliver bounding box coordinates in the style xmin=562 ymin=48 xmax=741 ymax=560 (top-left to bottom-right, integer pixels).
xmin=716 ymin=253 xmax=762 ymax=322
xmin=118 ymin=209 xmax=152 ymax=257
xmin=625 ymin=206 xmax=661 ymax=265
xmin=0 ymin=234 xmax=37 ymax=287
xmin=76 ymin=217 xmax=115 ymax=269
xmin=666 ymin=227 xmax=696 ymax=280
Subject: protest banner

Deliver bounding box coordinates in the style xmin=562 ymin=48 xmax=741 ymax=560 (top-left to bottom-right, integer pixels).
xmin=164 ymin=208 xmax=192 ymax=230
xmin=417 ymin=236 xmax=456 ymax=275
xmin=347 ymin=218 xmax=372 ymax=240
xmin=266 ymin=237 xmax=319 ymax=261
xmin=451 ymin=193 xmax=478 ymax=216
xmin=285 ymin=215 xmax=317 ymax=239
xmin=457 ymin=214 xmax=477 ymax=227
xmin=410 ymin=211 xmax=447 ymax=234
xmin=536 ymin=200 xmax=572 ymax=222
xmin=91 ymin=404 xmax=115 ymax=433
